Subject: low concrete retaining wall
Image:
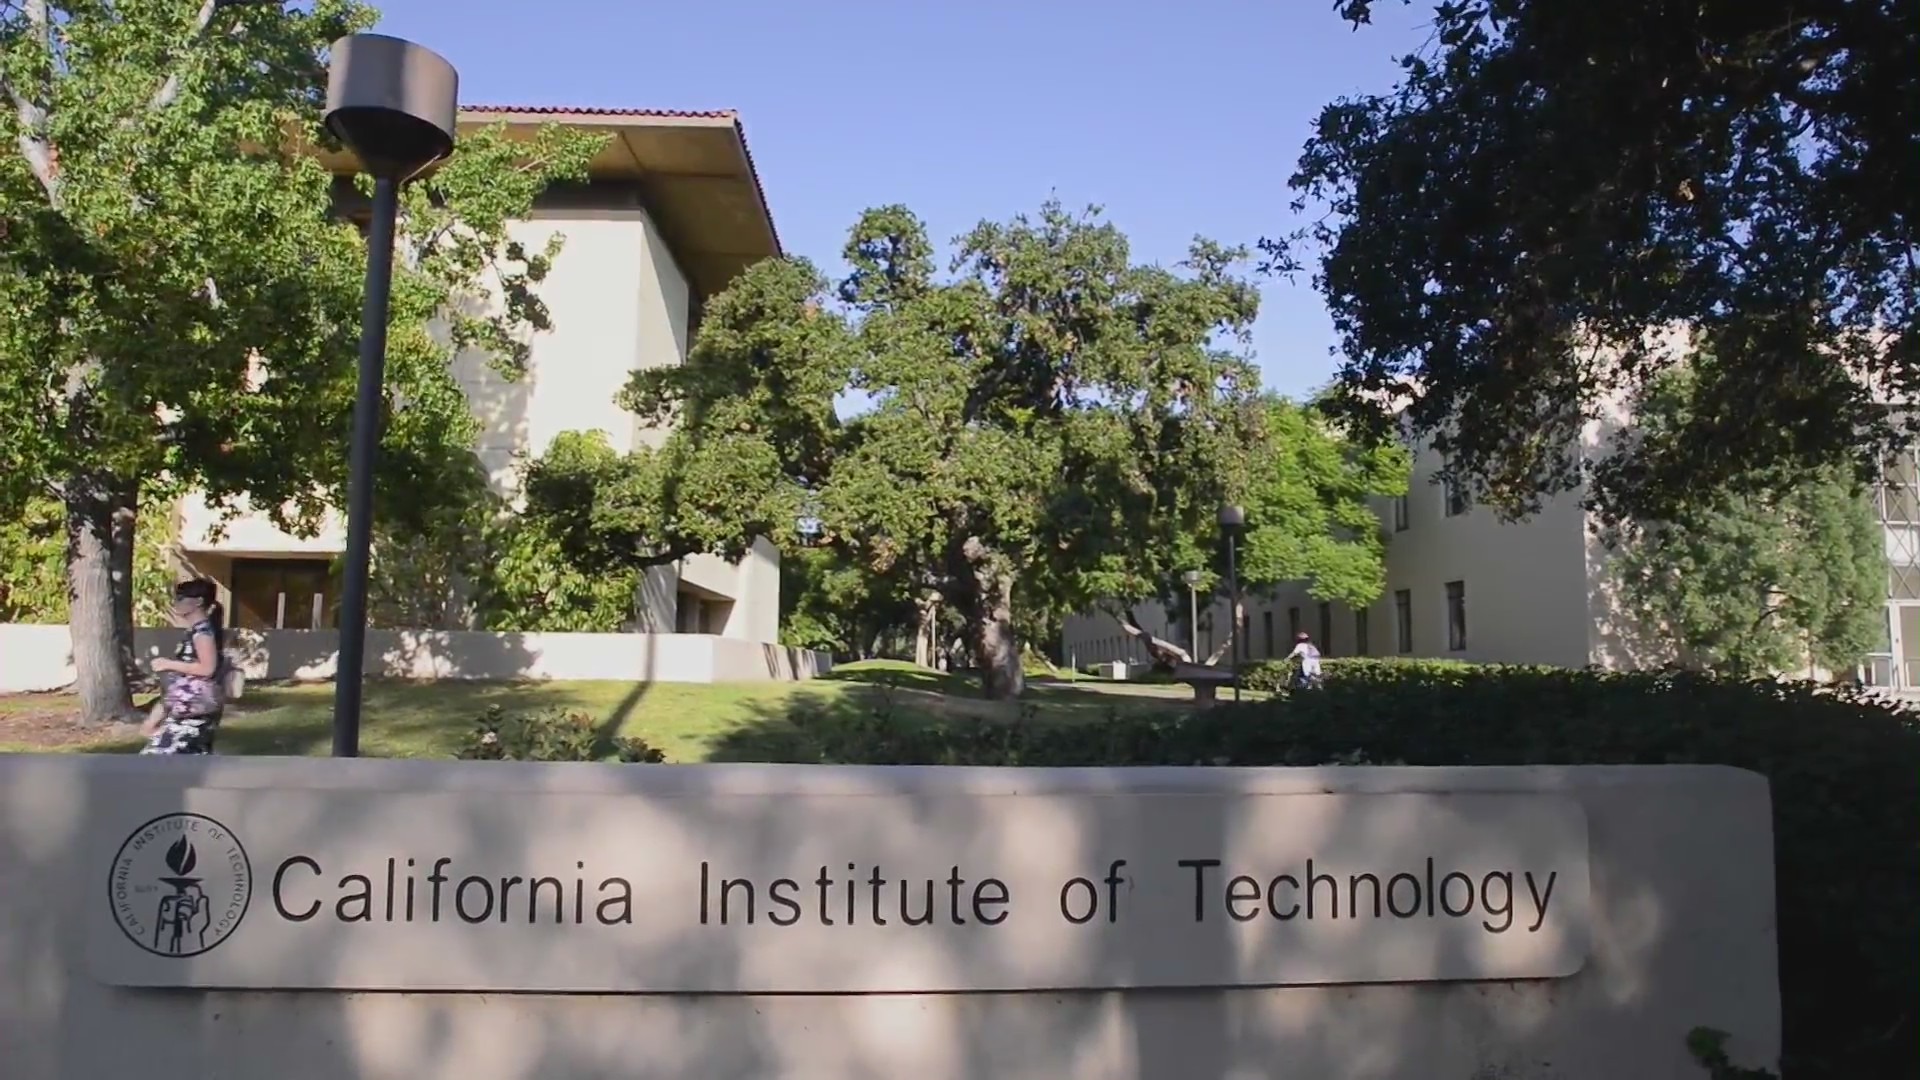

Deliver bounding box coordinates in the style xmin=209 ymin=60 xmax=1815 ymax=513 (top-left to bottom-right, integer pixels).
xmin=0 ymin=624 xmax=831 ymax=692
xmin=0 ymin=757 xmax=1779 ymax=1078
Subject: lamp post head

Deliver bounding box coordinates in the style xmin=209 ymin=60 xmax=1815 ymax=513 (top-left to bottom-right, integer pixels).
xmin=324 ymin=33 xmax=458 ymax=181
xmin=1182 ymin=570 xmax=1204 ymax=587
xmin=1217 ymin=504 xmax=1246 ymax=531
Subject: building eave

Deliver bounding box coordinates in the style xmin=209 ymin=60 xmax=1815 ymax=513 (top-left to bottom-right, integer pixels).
xmin=316 ymin=105 xmax=782 ymax=302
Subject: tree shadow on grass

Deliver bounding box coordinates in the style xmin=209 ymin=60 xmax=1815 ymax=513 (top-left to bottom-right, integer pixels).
xmin=818 ymin=661 xmax=983 ymax=698
xmin=702 ymin=683 xmax=1153 ymax=767
xmin=819 ymin=662 xmax=1221 ymax=712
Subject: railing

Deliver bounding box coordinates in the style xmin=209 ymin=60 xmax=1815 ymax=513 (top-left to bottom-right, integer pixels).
xmin=1858 ymin=653 xmax=1920 ymax=695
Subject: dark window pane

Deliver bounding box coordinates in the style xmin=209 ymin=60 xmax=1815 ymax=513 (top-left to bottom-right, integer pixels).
xmin=1446 ymin=580 xmax=1467 ymax=651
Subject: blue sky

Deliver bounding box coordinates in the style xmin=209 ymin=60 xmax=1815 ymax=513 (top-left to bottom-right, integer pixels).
xmin=370 ymin=0 xmax=1431 ymax=396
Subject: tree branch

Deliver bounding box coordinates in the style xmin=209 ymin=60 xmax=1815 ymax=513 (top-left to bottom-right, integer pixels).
xmin=144 ymin=0 xmax=283 ymax=115
xmin=1105 ymin=603 xmax=1195 ymax=665
xmin=5 ymin=0 xmax=60 ymax=206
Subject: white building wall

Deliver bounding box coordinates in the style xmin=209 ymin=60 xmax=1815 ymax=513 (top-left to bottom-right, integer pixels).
xmin=456 ymin=212 xmax=654 ymax=490
xmin=169 ymin=199 xmax=780 ymax=646
xmin=1061 ymin=446 xmax=1600 ymax=670
xmin=1373 ymin=445 xmax=1592 ymax=666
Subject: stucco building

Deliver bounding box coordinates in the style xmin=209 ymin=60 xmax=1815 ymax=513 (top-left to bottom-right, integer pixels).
xmin=1064 ymin=420 xmax=1911 ymax=689
xmin=171 ymin=106 xmax=784 ymax=645
xmin=1062 ymin=433 xmax=1625 ymax=674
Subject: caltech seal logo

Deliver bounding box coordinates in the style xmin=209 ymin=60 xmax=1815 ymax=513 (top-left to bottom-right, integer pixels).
xmin=107 ymin=812 xmax=252 ymax=958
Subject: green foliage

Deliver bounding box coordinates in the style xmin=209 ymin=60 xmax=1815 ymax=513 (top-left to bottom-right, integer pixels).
xmin=777 ymin=543 xmax=913 ymax=656
xmin=1608 ymin=367 xmax=1886 ymax=675
xmin=1280 ymin=1 xmax=1919 ymax=523
xmin=1229 ymin=398 xmax=1409 ymax=608
xmin=467 ymin=432 xmax=642 ymax=633
xmin=1687 ymin=1027 xmax=1779 ymax=1080
xmin=454 ymin=703 xmax=666 ymax=763
xmin=747 ymin=666 xmax=1917 ymax=1080
xmin=0 ymin=498 xmax=79 ymax=622
xmin=0 ymin=496 xmax=176 ymax=623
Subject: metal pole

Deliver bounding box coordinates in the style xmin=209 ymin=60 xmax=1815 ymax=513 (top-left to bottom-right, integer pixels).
xmin=1188 ymin=585 xmax=1200 ymax=661
xmin=1228 ymin=534 xmax=1242 ymax=702
xmin=331 ymin=175 xmax=400 ymax=758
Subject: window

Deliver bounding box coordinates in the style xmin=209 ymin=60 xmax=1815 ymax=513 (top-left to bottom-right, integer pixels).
xmin=231 ymin=558 xmax=337 ymax=631
xmin=1262 ymin=611 xmax=1275 ymax=657
xmin=1438 ymin=453 xmax=1470 ymax=518
xmin=1354 ymin=608 xmax=1371 ymax=656
xmin=1318 ymin=602 xmax=1333 ymax=652
xmin=1881 ymin=448 xmax=1920 ymax=523
xmin=1394 ymin=589 xmax=1413 ymax=654
xmin=1392 ymin=494 xmax=1410 ymax=532
xmin=1287 ymin=606 xmax=1301 ymax=642
xmin=1892 ymin=563 xmax=1920 ymax=601
xmin=1446 ymin=580 xmax=1468 ymax=652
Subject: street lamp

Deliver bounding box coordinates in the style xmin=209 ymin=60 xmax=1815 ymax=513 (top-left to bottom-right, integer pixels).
xmin=323 ymin=33 xmax=458 ymax=758
xmin=1181 ymin=569 xmax=1204 ymax=661
xmin=1218 ymin=504 xmax=1245 ymax=702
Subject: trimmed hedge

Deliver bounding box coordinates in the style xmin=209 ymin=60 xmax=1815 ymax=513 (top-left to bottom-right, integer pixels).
xmin=749 ymin=667 xmax=1919 ymax=1080
xmin=1239 ymin=655 xmax=1489 ymax=692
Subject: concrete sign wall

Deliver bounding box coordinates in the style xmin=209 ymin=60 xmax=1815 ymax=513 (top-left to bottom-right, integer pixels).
xmin=4 ymin=757 xmax=1777 ymax=1079
xmin=92 ymin=789 xmax=1589 ymax=993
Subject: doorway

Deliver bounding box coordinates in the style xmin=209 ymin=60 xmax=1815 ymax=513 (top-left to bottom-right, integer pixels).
xmin=230 ymin=558 xmax=338 ymax=631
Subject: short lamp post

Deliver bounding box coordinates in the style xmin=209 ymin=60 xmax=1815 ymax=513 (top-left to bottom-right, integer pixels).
xmin=1181 ymin=569 xmax=1204 ymax=662
xmin=1218 ymin=504 xmax=1246 ymax=702
xmin=324 ymin=33 xmax=458 ymax=758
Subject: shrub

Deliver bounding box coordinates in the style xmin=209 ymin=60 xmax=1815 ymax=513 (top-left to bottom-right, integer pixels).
xmin=747 ymin=666 xmax=1917 ymax=1080
xmin=1239 ymin=655 xmax=1492 ymax=693
xmin=456 ymin=705 xmax=666 ymax=763
xmin=612 ymin=735 xmax=667 ymax=763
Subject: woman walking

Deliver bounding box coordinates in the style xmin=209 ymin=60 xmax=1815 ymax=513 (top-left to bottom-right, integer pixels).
xmin=139 ymin=579 xmax=227 ymax=755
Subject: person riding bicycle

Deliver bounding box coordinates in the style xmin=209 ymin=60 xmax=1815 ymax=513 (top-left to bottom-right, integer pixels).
xmin=1284 ymin=631 xmax=1322 ymax=691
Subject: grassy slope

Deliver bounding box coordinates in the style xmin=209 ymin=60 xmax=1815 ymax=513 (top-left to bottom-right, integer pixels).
xmin=0 ymin=660 xmax=1201 ymax=760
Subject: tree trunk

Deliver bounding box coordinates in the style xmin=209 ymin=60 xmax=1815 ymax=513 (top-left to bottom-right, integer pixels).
xmin=970 ymin=606 xmax=1024 ymax=699
xmin=914 ymin=592 xmax=940 ymax=668
xmin=64 ymin=474 xmax=139 ymax=723
xmin=960 ymin=542 xmax=1023 ymax=700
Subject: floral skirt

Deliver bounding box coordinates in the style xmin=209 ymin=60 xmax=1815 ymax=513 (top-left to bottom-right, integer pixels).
xmin=142 ymin=712 xmax=220 ymax=755
xmin=142 ymin=677 xmax=222 ymax=755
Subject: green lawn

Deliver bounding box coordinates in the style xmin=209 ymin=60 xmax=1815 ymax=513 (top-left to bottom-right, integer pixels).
xmin=0 ymin=660 xmax=1203 ymax=760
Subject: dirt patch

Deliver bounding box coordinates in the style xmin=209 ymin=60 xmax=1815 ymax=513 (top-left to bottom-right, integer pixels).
xmin=0 ymin=695 xmax=142 ymax=750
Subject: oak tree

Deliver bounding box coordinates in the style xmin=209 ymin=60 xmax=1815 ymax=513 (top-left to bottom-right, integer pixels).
xmin=0 ymin=0 xmax=599 ymax=719
xmin=1279 ymin=0 xmax=1918 ymax=524
xmin=623 ymin=201 xmax=1369 ymax=698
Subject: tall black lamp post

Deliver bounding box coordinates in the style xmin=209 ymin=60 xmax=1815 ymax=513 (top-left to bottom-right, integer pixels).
xmin=323 ymin=34 xmax=458 ymax=757
xmin=1181 ymin=569 xmax=1204 ymax=662
xmin=1218 ymin=504 xmax=1245 ymax=702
